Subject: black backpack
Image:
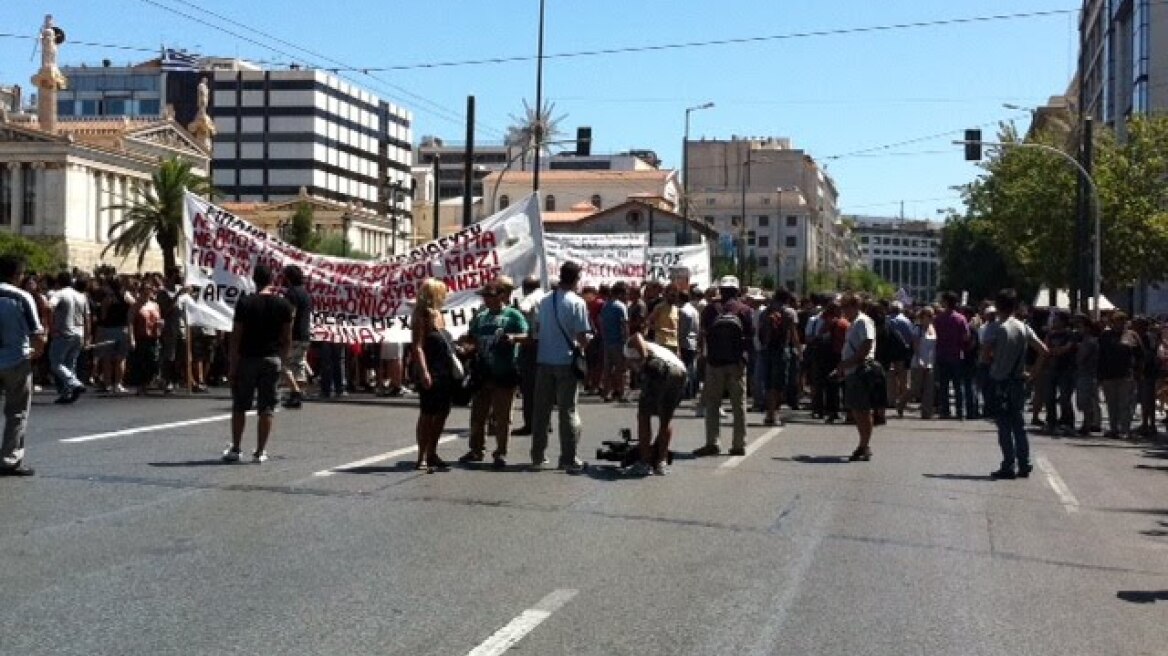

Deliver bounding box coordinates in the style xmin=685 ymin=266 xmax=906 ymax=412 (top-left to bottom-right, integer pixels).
xmin=706 ymin=306 xmax=745 ymax=366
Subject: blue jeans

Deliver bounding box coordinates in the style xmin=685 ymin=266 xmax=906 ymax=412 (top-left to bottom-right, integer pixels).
xmin=50 ymin=334 xmax=83 ymax=396
xmin=959 ymin=360 xmax=979 ymax=418
xmin=936 ymin=359 xmax=965 ymax=418
xmin=994 ymin=379 xmax=1029 ymax=470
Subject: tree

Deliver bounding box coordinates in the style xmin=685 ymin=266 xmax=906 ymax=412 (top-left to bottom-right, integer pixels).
xmin=1093 ymin=115 xmax=1168 ymax=286
xmin=806 ymin=268 xmax=894 ymax=298
xmin=284 ymin=202 xmax=319 ymax=250
xmin=938 ymin=213 xmax=1029 ymax=302
xmin=311 ymin=234 xmax=372 ymax=260
xmin=0 ymin=232 xmax=64 ymax=274
xmin=103 ymin=157 xmax=213 ymax=272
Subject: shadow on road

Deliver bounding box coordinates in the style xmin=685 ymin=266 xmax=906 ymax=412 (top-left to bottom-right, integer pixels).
xmin=148 ymin=459 xmax=233 ymax=468
xmin=775 ymin=455 xmax=849 ymax=464
xmin=1116 ymin=590 xmax=1168 ymax=604
xmin=922 ymin=473 xmax=995 ymax=482
xmin=334 ymin=461 xmax=419 ymax=474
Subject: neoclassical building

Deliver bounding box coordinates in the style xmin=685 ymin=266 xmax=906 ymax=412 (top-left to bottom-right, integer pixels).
xmin=0 ymin=15 xmax=211 ymax=271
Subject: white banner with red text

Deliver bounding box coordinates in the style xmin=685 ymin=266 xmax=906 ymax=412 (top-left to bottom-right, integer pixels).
xmin=646 ymin=243 xmax=711 ymax=290
xmin=182 ymin=192 xmax=544 ymax=342
xmin=542 ymin=232 xmax=648 ymax=289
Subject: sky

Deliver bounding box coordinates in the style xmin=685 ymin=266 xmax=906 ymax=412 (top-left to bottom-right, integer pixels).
xmin=0 ymin=1 xmax=1080 ymax=220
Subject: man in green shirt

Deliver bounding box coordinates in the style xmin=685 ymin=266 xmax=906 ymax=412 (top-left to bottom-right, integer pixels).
xmin=460 ymin=280 xmax=528 ymax=468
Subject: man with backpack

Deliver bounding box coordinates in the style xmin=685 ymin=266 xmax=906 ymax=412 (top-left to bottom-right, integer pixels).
xmin=693 ymin=276 xmax=754 ymax=457
xmin=759 ymin=288 xmax=800 ymax=426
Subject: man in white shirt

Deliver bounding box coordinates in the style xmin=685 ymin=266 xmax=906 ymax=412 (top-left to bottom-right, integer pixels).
xmin=49 ymin=271 xmax=90 ymax=404
xmin=831 ymin=293 xmax=878 ymax=461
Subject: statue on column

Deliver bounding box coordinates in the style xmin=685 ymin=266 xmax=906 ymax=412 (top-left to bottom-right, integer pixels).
xmin=187 ymin=76 xmax=216 ymax=153
xmin=30 ymin=15 xmax=67 ymax=133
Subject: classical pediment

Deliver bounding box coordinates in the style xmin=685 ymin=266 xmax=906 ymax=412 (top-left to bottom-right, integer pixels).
xmin=125 ymin=122 xmax=208 ymax=157
xmin=0 ymin=123 xmax=65 ymax=145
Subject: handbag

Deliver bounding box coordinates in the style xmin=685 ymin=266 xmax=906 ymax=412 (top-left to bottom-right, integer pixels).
xmin=552 ymin=291 xmax=588 ymax=380
xmin=439 ymin=330 xmax=465 ymax=381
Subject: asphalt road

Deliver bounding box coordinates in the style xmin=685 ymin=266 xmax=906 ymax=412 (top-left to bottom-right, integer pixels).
xmin=3 ymin=386 xmax=1167 ymax=655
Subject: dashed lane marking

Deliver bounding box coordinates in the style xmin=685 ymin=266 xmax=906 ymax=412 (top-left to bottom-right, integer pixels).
xmin=61 ymin=412 xmax=256 ymax=443
xmin=465 ymin=588 xmax=578 ymax=656
xmin=718 ymin=426 xmax=783 ymax=472
xmin=1035 ymin=454 xmax=1080 ymax=514
xmin=312 ymin=434 xmax=459 ymax=477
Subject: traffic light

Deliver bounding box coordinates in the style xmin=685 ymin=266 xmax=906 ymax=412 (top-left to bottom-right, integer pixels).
xmin=964 ymin=129 xmax=982 ymax=161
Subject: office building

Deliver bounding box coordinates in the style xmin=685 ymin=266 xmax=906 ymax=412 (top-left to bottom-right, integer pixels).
xmin=1080 ymin=0 xmax=1168 ymax=137
xmin=852 ymin=216 xmax=942 ymax=304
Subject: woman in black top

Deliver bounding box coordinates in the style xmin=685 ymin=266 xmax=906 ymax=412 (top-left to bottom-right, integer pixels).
xmin=412 ymin=278 xmax=455 ymax=472
xmin=97 ymin=277 xmax=133 ymax=394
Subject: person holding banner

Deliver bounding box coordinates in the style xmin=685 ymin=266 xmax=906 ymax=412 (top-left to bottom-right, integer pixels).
xmin=460 ymin=281 xmax=528 ymax=469
xmin=412 ymin=279 xmax=456 ymax=472
xmin=531 ymin=261 xmax=592 ymax=474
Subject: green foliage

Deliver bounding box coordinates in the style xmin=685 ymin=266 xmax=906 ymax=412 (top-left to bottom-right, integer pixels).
xmin=952 ymin=113 xmax=1168 ymax=295
xmin=806 ymin=268 xmax=894 ymax=298
xmin=760 ymin=274 xmax=776 ymax=291
xmin=285 ymin=202 xmax=319 ymax=250
xmin=311 ymin=234 xmax=373 ymax=260
xmin=0 ymin=233 xmax=64 ymax=274
xmin=712 ymin=256 xmax=736 ymax=280
xmin=103 ymin=157 xmax=214 ymax=272
xmin=938 ymin=214 xmax=1030 ymax=302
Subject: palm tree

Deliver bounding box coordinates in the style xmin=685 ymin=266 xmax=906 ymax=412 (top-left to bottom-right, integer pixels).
xmin=504 ymin=99 xmax=567 ymax=169
xmin=104 ymin=157 xmax=214 ymax=272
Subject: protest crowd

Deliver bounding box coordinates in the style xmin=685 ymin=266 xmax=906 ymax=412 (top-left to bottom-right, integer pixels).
xmin=4 ymin=249 xmax=1168 ymax=481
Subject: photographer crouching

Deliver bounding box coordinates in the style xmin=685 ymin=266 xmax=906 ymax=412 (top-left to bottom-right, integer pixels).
xmin=624 ymin=331 xmax=687 ymax=476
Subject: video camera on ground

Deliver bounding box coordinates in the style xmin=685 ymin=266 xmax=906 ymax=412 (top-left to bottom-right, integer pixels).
xmin=596 ymin=429 xmax=674 ymax=468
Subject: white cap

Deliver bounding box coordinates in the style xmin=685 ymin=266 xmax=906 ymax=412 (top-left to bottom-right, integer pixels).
xmin=718 ymin=275 xmax=740 ymax=290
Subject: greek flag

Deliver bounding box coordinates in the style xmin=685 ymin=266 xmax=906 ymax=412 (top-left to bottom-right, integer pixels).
xmin=160 ymin=48 xmax=199 ymax=72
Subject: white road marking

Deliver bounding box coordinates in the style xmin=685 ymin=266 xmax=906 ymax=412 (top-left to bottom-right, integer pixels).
xmin=61 ymin=412 xmax=255 ymax=443
xmin=465 ymin=588 xmax=577 ymax=656
xmin=718 ymin=426 xmax=783 ymax=471
xmin=312 ymin=434 xmax=459 ymax=477
xmin=1035 ymin=455 xmax=1080 ymax=514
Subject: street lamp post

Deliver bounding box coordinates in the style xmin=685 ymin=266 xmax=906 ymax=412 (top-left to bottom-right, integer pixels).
xmin=682 ymin=101 xmax=715 ymax=245
xmin=532 ymin=0 xmax=546 ymax=193
xmin=341 ymin=205 xmax=354 ymax=258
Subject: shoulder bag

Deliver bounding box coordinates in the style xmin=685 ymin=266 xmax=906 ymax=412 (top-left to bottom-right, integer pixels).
xmin=552 ymin=291 xmax=588 ymax=380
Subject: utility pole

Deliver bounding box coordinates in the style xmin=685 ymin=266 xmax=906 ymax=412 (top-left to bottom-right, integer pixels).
xmin=1077 ymin=116 xmax=1094 ymax=314
xmin=432 ymin=153 xmax=441 ymax=240
xmin=531 ymin=0 xmax=546 ymax=194
xmin=462 ymin=95 xmax=475 ymax=227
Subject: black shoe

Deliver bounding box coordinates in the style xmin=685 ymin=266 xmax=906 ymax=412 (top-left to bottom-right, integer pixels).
xmin=990 ymin=467 xmax=1017 ymax=480
xmin=53 ymin=395 xmax=72 ymax=405
xmin=824 ymin=414 xmax=840 ymax=424
xmin=1017 ymin=465 xmax=1032 ymax=478
xmin=692 ymin=444 xmax=721 ymax=457
xmin=0 ymin=464 xmax=34 ymax=477
xmin=492 ymin=454 xmax=506 ymax=469
xmin=849 ymin=446 xmax=872 ymax=462
xmin=458 ymin=450 xmax=484 ymax=464
xmin=70 ymin=385 xmax=86 ymax=402
xmin=511 ymin=426 xmax=533 ymax=436
xmin=728 ymin=447 xmax=746 ymax=456
xmin=282 ymin=394 xmax=303 ymax=409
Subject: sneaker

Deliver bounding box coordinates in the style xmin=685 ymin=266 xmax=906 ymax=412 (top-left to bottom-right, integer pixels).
xmin=728 ymin=446 xmax=747 ymax=457
xmin=252 ymin=450 xmax=268 ymax=464
xmin=70 ymin=385 xmax=86 ymax=402
xmin=282 ymin=395 xmax=303 ymax=409
xmin=692 ymin=444 xmax=721 ymax=457
xmin=1017 ymin=465 xmax=1033 ymax=478
xmin=221 ymin=447 xmax=242 ymax=462
xmin=53 ymin=395 xmax=72 ymax=405
xmin=529 ymin=457 xmax=550 ymax=471
xmin=564 ymin=459 xmax=588 ymax=475
xmin=458 ymin=450 xmax=484 ymax=464
xmin=113 ymin=384 xmax=128 ymax=395
xmin=0 ymin=464 xmax=34 ymax=477
xmin=719 ymin=407 xmax=729 ymax=418
xmin=492 ymin=454 xmax=507 ymax=469
xmin=652 ymin=462 xmax=669 ymax=476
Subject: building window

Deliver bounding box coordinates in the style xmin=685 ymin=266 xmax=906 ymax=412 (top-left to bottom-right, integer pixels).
xmin=104 ymin=99 xmax=128 ymax=116
xmin=138 ymin=99 xmax=161 ymax=115
xmin=79 ymin=99 xmax=99 ymax=116
xmin=762 ymin=196 xmax=771 ymax=205
xmin=545 ymin=194 xmax=556 ymax=212
xmin=786 ymin=279 xmax=796 ymax=291
xmin=706 ymin=197 xmax=716 ymax=206
xmin=499 ymin=194 xmax=510 ymax=210
xmin=747 ymin=230 xmax=756 ymax=246
xmin=22 ymin=166 xmax=36 ymax=226
xmin=785 ymin=236 xmax=796 ymax=248
xmin=758 ymin=235 xmax=769 ymax=248
xmin=56 ymin=99 xmax=73 ymax=116
xmin=626 ymin=210 xmax=642 ymax=226
xmin=703 ymin=215 xmax=715 ymax=224
xmin=591 ymin=194 xmax=602 ymax=209
xmin=757 ymin=215 xmax=769 ymax=226
xmin=860 ymin=235 xmax=869 ymax=244
xmin=759 ymin=256 xmax=769 ymax=268
xmin=786 ymin=215 xmax=797 ymax=227
xmin=0 ymin=168 xmax=10 ymax=224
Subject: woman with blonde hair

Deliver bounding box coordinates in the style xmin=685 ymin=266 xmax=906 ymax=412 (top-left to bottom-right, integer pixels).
xmin=412 ymin=278 xmax=455 ymax=471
